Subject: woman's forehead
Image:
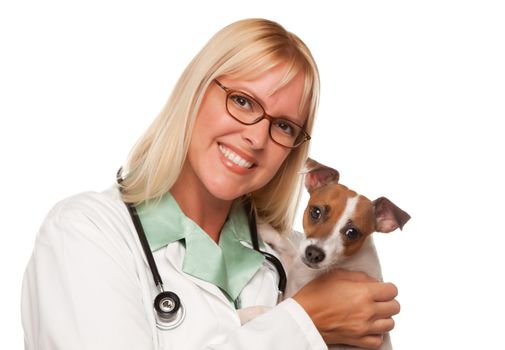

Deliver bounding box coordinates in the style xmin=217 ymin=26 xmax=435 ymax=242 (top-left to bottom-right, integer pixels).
xmin=219 ymin=65 xmax=311 ymax=116
xmin=224 ymin=59 xmax=307 ymax=93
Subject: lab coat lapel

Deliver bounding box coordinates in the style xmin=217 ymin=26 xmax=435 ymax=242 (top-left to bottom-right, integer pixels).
xmin=162 ymin=242 xmax=234 ymax=308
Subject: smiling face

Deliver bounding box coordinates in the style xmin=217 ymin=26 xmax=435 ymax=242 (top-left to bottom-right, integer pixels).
xmin=178 ymin=64 xmax=308 ymax=203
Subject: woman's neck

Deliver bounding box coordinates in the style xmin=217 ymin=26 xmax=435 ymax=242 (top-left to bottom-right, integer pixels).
xmin=170 ymin=170 xmax=233 ymax=243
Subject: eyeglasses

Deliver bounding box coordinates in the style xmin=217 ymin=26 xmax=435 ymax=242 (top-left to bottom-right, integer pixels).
xmin=214 ymin=79 xmax=311 ymax=148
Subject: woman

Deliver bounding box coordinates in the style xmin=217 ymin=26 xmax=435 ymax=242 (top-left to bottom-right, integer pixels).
xmin=22 ymin=18 xmax=399 ymax=349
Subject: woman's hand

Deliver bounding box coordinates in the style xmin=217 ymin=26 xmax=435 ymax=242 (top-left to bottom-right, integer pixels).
xmin=292 ymin=269 xmax=400 ymax=349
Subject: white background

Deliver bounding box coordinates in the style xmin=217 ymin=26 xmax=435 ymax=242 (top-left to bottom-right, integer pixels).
xmin=1 ymin=0 xmax=504 ymax=348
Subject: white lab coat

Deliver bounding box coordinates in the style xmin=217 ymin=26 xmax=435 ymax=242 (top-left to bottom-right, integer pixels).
xmin=21 ymin=187 xmax=327 ymax=350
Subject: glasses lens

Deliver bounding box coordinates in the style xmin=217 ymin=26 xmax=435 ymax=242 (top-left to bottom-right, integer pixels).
xmin=270 ymin=119 xmax=304 ymax=147
xmin=226 ymin=92 xmax=264 ymax=123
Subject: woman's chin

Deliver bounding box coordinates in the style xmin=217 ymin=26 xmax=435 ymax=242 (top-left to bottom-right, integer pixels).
xmin=203 ymin=177 xmax=249 ymax=202
xmin=208 ymin=186 xmax=246 ymax=202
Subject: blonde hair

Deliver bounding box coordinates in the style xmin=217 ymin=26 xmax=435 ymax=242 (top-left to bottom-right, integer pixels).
xmin=119 ymin=18 xmax=319 ymax=234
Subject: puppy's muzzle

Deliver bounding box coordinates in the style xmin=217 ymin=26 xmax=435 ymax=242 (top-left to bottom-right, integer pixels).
xmin=305 ymin=245 xmax=326 ymax=264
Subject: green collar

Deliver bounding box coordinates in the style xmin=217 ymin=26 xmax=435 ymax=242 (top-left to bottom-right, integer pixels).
xmin=136 ymin=193 xmax=265 ymax=302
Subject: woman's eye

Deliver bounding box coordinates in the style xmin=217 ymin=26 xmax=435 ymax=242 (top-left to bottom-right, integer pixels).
xmin=230 ymin=94 xmax=253 ymax=110
xmin=309 ymin=206 xmax=322 ymax=221
xmin=273 ymin=119 xmax=296 ymax=136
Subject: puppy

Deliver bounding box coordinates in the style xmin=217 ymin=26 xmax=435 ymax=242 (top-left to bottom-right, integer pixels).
xmin=285 ymin=158 xmax=410 ymax=295
xmin=239 ymin=158 xmax=410 ymax=350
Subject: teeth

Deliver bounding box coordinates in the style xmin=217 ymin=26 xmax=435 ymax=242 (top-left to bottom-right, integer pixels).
xmin=219 ymin=145 xmax=253 ymax=169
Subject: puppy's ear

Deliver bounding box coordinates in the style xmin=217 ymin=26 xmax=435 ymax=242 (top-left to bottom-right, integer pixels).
xmin=304 ymin=158 xmax=340 ymax=193
xmin=373 ymin=197 xmax=411 ymax=233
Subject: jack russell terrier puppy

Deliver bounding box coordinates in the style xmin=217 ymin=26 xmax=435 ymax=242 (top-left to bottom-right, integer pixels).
xmin=238 ymin=158 xmax=410 ymax=350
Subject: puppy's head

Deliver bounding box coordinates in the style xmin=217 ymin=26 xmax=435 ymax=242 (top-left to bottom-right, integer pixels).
xmin=300 ymin=158 xmax=411 ymax=269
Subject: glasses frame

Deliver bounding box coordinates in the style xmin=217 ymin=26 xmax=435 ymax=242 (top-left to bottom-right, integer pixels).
xmin=214 ymin=79 xmax=311 ymax=149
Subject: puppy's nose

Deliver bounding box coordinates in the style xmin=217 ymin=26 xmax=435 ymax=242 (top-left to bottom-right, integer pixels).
xmin=305 ymin=245 xmax=326 ymax=264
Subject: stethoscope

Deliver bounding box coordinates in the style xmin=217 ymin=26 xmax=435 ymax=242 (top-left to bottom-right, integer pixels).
xmin=117 ymin=170 xmax=287 ymax=330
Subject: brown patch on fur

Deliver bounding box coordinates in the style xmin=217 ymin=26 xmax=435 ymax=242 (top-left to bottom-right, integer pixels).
xmin=342 ymin=195 xmax=376 ymax=256
xmin=303 ymin=184 xmax=358 ymax=239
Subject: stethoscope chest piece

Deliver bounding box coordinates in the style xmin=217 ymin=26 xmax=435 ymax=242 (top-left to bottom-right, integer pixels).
xmin=154 ymin=291 xmax=185 ymax=330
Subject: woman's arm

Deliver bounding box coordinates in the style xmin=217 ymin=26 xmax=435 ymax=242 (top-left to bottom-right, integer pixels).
xmin=21 ymin=194 xmax=327 ymax=350
xmin=293 ymin=269 xmax=400 ymax=349
xmin=207 ymin=298 xmax=327 ymax=350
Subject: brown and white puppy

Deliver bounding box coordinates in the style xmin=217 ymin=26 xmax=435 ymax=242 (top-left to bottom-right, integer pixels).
xmin=285 ymin=158 xmax=410 ymax=297
xmin=239 ymin=158 xmax=410 ymax=350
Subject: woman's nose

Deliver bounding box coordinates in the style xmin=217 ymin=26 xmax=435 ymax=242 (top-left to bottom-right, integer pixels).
xmin=241 ymin=119 xmax=270 ymax=149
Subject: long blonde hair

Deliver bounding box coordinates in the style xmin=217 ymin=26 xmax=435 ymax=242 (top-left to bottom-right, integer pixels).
xmin=119 ymin=18 xmax=319 ymax=234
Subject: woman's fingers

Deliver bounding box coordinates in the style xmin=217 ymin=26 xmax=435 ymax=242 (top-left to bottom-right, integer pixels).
xmin=370 ymin=317 xmax=395 ymax=334
xmin=375 ymin=299 xmax=401 ymax=319
xmin=355 ymin=334 xmax=384 ymax=350
xmin=342 ymin=334 xmax=384 ymax=350
xmin=371 ymin=282 xmax=398 ymax=301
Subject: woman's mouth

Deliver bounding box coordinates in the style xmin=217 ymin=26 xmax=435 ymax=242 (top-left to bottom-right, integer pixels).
xmin=218 ymin=144 xmax=255 ymax=169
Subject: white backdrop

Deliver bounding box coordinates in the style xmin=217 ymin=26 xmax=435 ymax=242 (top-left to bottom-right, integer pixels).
xmin=1 ymin=1 xmax=504 ymax=348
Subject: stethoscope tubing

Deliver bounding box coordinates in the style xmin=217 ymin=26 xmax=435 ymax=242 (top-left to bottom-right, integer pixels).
xmin=117 ymin=167 xmax=286 ymax=330
xmin=244 ymin=199 xmax=287 ymax=294
xmin=125 ymin=203 xmax=165 ymax=293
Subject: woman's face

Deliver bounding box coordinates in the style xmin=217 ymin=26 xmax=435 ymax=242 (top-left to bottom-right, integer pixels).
xmin=181 ymin=64 xmax=307 ymax=202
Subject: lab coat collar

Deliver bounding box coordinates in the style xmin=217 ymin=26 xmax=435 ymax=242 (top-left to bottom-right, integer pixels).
xmin=136 ymin=192 xmax=265 ymax=302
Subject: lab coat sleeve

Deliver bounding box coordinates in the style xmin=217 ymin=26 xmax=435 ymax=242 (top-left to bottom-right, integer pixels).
xmin=22 ymin=192 xmax=327 ymax=350
xmin=21 ymin=195 xmax=155 ymax=350
xmin=206 ymin=298 xmax=327 ymax=350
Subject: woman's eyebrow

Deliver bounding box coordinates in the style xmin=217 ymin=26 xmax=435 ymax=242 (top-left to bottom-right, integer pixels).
xmin=231 ymin=84 xmax=302 ymax=124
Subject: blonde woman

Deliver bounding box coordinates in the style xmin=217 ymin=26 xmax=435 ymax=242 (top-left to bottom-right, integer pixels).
xmin=22 ymin=19 xmax=399 ymax=349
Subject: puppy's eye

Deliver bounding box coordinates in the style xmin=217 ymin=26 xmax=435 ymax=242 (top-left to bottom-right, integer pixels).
xmin=309 ymin=206 xmax=323 ymax=221
xmin=344 ymin=228 xmax=360 ymax=241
